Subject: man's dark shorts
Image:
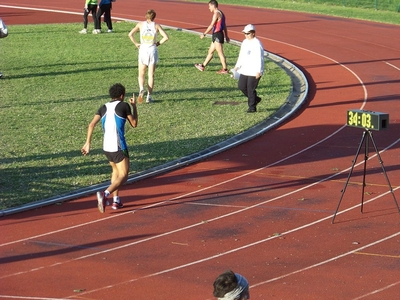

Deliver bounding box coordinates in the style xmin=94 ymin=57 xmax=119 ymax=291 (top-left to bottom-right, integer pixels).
xmin=212 ymin=31 xmax=225 ymax=44
xmin=104 ymin=150 xmax=129 ymax=164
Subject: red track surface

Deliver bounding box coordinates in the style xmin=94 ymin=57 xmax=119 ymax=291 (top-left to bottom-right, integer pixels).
xmin=1 ymin=1 xmax=400 ymax=299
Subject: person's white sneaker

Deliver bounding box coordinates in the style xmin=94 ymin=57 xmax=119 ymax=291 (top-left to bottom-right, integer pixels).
xmin=92 ymin=29 xmax=101 ymax=34
xmin=107 ymin=29 xmax=113 ymax=33
xmin=79 ymin=28 xmax=87 ymax=34
xmin=146 ymin=95 xmax=154 ymax=103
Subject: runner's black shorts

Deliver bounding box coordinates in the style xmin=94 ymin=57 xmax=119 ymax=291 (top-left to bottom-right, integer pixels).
xmin=212 ymin=31 xmax=225 ymax=44
xmin=104 ymin=149 xmax=129 ymax=164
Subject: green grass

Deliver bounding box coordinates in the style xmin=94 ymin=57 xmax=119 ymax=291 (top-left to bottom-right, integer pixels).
xmin=0 ymin=22 xmax=291 ymax=209
xmin=192 ymin=0 xmax=400 ymax=25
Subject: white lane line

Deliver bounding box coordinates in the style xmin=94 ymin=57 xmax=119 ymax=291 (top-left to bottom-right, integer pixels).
xmin=384 ymin=61 xmax=400 ymax=71
xmin=0 ymin=4 xmax=129 ymax=22
xmin=352 ymin=280 xmax=400 ymax=300
xmin=0 ymin=5 xmax=82 ymax=16
xmin=0 ymin=296 xmax=68 ymax=300
xmin=250 ymin=231 xmax=400 ymax=287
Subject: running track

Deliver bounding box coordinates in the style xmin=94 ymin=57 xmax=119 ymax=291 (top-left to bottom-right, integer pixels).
xmin=1 ymin=1 xmax=400 ymax=299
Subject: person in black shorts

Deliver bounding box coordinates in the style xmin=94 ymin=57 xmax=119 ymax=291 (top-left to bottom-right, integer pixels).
xmin=195 ymin=0 xmax=230 ymax=74
xmin=81 ymin=83 xmax=138 ymax=213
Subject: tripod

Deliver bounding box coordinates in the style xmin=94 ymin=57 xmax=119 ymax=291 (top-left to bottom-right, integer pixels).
xmin=332 ymin=129 xmax=400 ymax=224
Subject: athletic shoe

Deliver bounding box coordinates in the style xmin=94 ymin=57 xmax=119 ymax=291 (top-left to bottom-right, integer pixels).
xmin=79 ymin=29 xmax=87 ymax=34
xmin=138 ymin=90 xmax=145 ymax=104
xmin=247 ymin=108 xmax=256 ymax=113
xmin=92 ymin=29 xmax=101 ymax=34
xmin=0 ymin=72 xmax=2 ymax=78
xmin=146 ymin=95 xmax=154 ymax=103
xmin=97 ymin=191 xmax=106 ymax=213
xmin=195 ymin=64 xmax=205 ymax=72
xmin=112 ymin=201 xmax=124 ymax=210
xmin=107 ymin=29 xmax=113 ymax=33
xmin=216 ymin=69 xmax=229 ymax=74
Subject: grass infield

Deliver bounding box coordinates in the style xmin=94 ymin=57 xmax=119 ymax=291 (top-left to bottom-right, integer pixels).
xmin=0 ymin=22 xmax=291 ymax=209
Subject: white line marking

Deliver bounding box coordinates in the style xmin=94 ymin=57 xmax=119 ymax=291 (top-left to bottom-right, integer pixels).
xmin=0 ymin=4 xmax=129 ymax=22
xmin=384 ymin=61 xmax=400 ymax=71
xmin=0 ymin=296 xmax=68 ymax=300
xmin=0 ymin=5 xmax=81 ymax=16
xmin=352 ymin=280 xmax=400 ymax=300
xmin=251 ymin=231 xmax=400 ymax=287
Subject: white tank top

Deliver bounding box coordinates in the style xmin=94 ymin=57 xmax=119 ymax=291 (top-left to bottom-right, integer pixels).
xmin=140 ymin=21 xmax=157 ymax=47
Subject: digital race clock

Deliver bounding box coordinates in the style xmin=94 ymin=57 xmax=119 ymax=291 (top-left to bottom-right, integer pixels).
xmin=347 ymin=109 xmax=389 ymax=131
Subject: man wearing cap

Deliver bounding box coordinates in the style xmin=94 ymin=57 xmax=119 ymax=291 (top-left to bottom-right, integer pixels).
xmin=233 ymin=24 xmax=265 ymax=113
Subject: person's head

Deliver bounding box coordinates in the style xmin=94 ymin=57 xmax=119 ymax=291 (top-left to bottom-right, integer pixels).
xmin=109 ymin=83 xmax=126 ymax=100
xmin=145 ymin=9 xmax=156 ymax=21
xmin=213 ymin=270 xmax=238 ymax=298
xmin=208 ymin=0 xmax=218 ymax=11
xmin=242 ymin=24 xmax=256 ymax=39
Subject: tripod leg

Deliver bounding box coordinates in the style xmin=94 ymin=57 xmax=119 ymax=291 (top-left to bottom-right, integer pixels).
xmin=361 ymin=132 xmax=369 ymax=213
xmin=332 ymin=130 xmax=367 ymax=224
xmin=368 ymin=131 xmax=400 ymax=213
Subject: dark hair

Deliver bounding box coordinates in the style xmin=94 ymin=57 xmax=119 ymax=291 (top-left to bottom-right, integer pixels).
xmin=213 ymin=270 xmax=238 ymax=297
xmin=209 ymin=0 xmax=219 ymax=7
xmin=109 ymin=83 xmax=126 ymax=99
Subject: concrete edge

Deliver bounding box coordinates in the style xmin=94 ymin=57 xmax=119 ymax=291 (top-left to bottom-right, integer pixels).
xmin=0 ymin=26 xmax=309 ymax=217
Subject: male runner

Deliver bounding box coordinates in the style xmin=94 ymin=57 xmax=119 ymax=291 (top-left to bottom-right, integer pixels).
xmin=81 ymin=83 xmax=138 ymax=213
xmin=195 ymin=0 xmax=230 ymax=74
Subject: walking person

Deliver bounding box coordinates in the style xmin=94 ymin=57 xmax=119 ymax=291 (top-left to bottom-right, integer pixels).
xmin=0 ymin=17 xmax=9 ymax=78
xmin=213 ymin=270 xmax=250 ymax=300
xmin=128 ymin=9 xmax=169 ymax=103
xmin=81 ymin=83 xmax=138 ymax=213
xmin=233 ymin=24 xmax=265 ymax=113
xmin=79 ymin=0 xmax=98 ymax=34
xmin=195 ymin=0 xmax=230 ymax=74
xmin=94 ymin=0 xmax=113 ymax=33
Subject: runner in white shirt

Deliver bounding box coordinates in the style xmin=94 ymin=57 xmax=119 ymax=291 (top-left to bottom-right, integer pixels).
xmin=128 ymin=9 xmax=169 ymax=103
